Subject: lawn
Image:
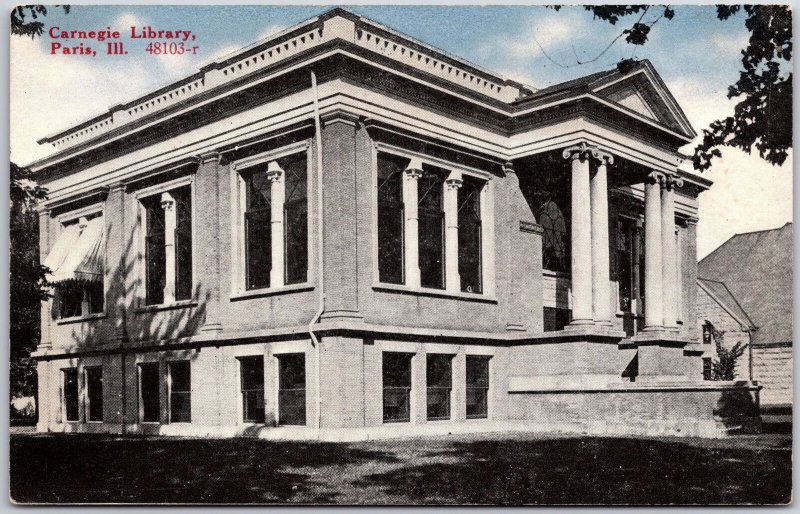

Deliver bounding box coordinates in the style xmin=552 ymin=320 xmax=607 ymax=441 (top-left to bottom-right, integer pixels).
xmin=10 ymin=431 xmax=791 ymax=505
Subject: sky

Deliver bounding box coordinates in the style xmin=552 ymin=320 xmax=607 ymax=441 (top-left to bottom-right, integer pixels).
xmin=9 ymin=5 xmax=793 ymax=258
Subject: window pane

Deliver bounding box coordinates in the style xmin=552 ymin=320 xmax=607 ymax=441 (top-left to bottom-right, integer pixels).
xmin=139 ymin=363 xmax=160 ymax=423
xmin=466 ymin=356 xmax=490 ymax=419
xmin=58 ymin=282 xmax=83 ymax=319
xmin=87 ymin=281 xmax=104 ymax=314
xmin=63 ymin=368 xmax=79 ymax=422
xmin=144 ymin=196 xmax=166 ymax=305
xmin=418 ymin=166 xmax=445 ymax=289
xmin=169 ymin=361 xmax=191 ymax=423
xmin=240 ymin=357 xmax=265 ymax=423
xmin=245 ymin=209 xmax=271 ymax=290
xmin=458 ymin=177 xmax=483 ymax=293
xmin=282 ymin=154 xmax=308 ymax=285
xmin=383 ymin=352 xmax=413 ymax=423
xmin=426 ymin=354 xmax=452 ymax=420
xmin=377 ymin=153 xmax=407 ymax=284
xmin=278 ymin=354 xmax=305 ymax=425
xmin=173 ymin=186 xmax=192 ymax=301
xmin=86 ymin=367 xmax=103 ymax=422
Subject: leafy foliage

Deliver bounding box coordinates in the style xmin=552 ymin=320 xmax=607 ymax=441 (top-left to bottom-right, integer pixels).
xmin=549 ymin=5 xmax=792 ymax=171
xmin=704 ymin=321 xmax=748 ymax=381
xmin=10 ymin=162 xmax=49 ymax=399
xmin=10 ymin=5 xmax=71 ymax=39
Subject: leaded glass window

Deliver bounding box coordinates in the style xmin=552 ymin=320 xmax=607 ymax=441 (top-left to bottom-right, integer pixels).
xmin=377 ymin=153 xmax=406 ymax=284
xmin=458 ymin=176 xmax=483 ymax=293
xmin=418 ymin=165 xmax=446 ymax=289
xmin=281 ymin=153 xmax=308 ymax=285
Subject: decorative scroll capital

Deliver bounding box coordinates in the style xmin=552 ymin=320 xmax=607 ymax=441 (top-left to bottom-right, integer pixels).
xmin=266 ymin=161 xmax=284 ymax=183
xmin=591 ymin=148 xmax=614 ymax=166
xmin=562 ymin=142 xmax=593 ymax=162
xmin=646 ymin=171 xmax=667 ymax=185
xmin=664 ymin=173 xmax=684 ymax=191
xmin=445 ymin=177 xmax=463 ymax=190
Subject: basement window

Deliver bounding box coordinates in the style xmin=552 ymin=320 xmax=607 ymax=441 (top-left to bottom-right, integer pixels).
xmin=383 ymin=352 xmax=413 ymax=423
xmin=277 ymin=354 xmax=306 ymax=426
xmin=62 ymin=368 xmax=79 ymax=422
xmin=85 ymin=366 xmax=103 ymax=422
xmin=426 ymin=354 xmax=453 ymax=421
xmin=168 ymin=361 xmax=191 ymax=423
xmin=239 ymin=356 xmax=265 ymax=423
xmin=466 ymin=355 xmax=490 ymax=419
xmin=138 ymin=363 xmax=160 ymax=423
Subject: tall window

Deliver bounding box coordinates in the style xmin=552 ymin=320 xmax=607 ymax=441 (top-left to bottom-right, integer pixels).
xmin=377 ymin=153 xmax=406 ymax=284
xmin=282 ymin=153 xmax=308 ymax=285
xmin=174 ymin=187 xmax=193 ymax=301
xmin=418 ymin=165 xmax=446 ymax=289
xmin=143 ymin=184 xmax=192 ymax=305
xmin=168 ymin=361 xmax=191 ymax=423
xmin=458 ymin=176 xmax=483 ymax=293
xmin=538 ymin=197 xmax=569 ymax=273
xmin=85 ymin=367 xmax=103 ymax=422
xmin=144 ymin=194 xmax=166 ymax=305
xmin=139 ymin=363 xmax=160 ymax=423
xmin=63 ymin=368 xmax=79 ymax=422
xmin=519 ymin=162 xmax=570 ymax=274
xmin=244 ymin=168 xmax=272 ymax=290
xmin=466 ymin=356 xmax=490 ymax=419
xmin=277 ymin=354 xmax=306 ymax=426
xmin=426 ymin=354 xmax=453 ymax=420
xmin=383 ymin=352 xmax=413 ymax=423
xmin=239 ymin=356 xmax=265 ymax=423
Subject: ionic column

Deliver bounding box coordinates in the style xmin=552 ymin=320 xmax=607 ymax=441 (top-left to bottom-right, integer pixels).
xmin=266 ymin=161 xmax=285 ymax=288
xmin=160 ymin=192 xmax=176 ymax=303
xmin=563 ymin=143 xmax=593 ymax=325
xmin=590 ymin=149 xmax=613 ymax=325
xmin=643 ymin=172 xmax=665 ymax=330
xmin=661 ymin=174 xmax=684 ymax=331
xmin=403 ymin=158 xmax=423 ymax=288
xmin=444 ymin=172 xmax=463 ymax=293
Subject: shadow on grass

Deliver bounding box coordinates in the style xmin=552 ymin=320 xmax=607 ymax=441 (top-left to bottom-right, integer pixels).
xmin=353 ymin=436 xmax=792 ymax=505
xmin=10 ymin=434 xmax=398 ymax=504
xmin=10 ymin=433 xmax=792 ymax=505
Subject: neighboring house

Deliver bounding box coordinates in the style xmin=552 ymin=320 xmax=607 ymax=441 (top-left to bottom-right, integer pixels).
xmin=29 ymin=9 xmax=758 ymax=440
xmin=698 ymin=223 xmax=793 ymax=410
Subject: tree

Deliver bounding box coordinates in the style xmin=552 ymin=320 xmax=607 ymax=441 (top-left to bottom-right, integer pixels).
xmin=549 ymin=5 xmax=792 ymax=172
xmin=10 ymin=163 xmax=49 ymax=403
xmin=10 ymin=5 xmax=71 ymax=38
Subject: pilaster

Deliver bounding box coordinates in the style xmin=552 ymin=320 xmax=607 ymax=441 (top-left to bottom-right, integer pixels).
xmin=198 ymin=152 xmax=224 ymax=333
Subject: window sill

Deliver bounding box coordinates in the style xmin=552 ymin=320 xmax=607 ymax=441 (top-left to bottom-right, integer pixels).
xmin=135 ymin=300 xmax=198 ymax=314
xmin=56 ymin=312 xmax=107 ymax=325
xmin=230 ymin=283 xmax=314 ymax=302
xmin=372 ymin=283 xmax=498 ymax=303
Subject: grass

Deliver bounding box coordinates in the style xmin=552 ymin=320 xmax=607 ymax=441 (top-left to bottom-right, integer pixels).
xmin=10 ymin=431 xmax=792 ymax=505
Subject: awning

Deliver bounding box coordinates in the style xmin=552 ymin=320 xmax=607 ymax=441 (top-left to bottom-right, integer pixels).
xmin=43 ymin=216 xmax=105 ymax=284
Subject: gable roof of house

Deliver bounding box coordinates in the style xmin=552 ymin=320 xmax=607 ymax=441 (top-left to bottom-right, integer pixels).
xmin=697 ymin=277 xmax=756 ymax=330
xmin=698 ymin=222 xmax=793 ymax=345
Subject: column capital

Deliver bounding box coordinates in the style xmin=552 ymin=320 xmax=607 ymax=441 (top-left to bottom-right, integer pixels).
xmin=405 ymin=157 xmax=424 ymax=180
xmin=160 ymin=191 xmax=175 ymax=211
xmin=199 ymin=151 xmax=222 ymax=164
xmin=266 ymin=161 xmax=284 ymax=182
xmin=562 ymin=142 xmax=594 ymax=162
xmin=664 ymin=173 xmax=684 ymax=191
xmin=445 ymin=177 xmax=463 ymax=190
xmin=647 ymin=171 xmax=667 ymax=185
xmin=591 ymin=148 xmax=615 ymax=165
xmin=502 ymin=161 xmax=515 ymax=175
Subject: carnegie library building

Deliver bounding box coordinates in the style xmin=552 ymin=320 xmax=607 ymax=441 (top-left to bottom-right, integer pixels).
xmin=30 ymin=9 xmax=760 ymax=440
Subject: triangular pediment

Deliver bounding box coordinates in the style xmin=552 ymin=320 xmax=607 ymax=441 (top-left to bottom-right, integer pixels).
xmin=591 ymin=63 xmax=695 ymax=139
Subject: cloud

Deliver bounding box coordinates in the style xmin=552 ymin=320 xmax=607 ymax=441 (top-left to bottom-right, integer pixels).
xmin=710 ymin=32 xmax=749 ymax=55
